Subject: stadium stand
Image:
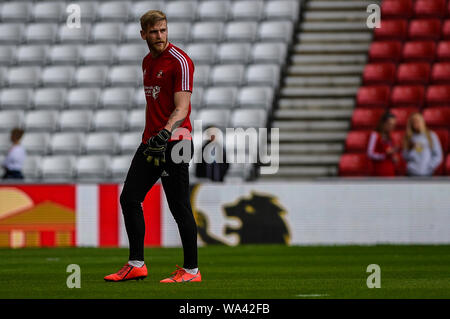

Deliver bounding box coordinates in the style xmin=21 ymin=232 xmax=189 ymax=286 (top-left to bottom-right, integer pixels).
xmin=0 ymin=0 xmax=404 ymax=180
xmin=340 ymin=0 xmax=450 ymax=177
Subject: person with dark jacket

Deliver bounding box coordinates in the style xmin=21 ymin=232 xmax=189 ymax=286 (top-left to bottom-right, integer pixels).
xmin=196 ymin=126 xmax=229 ymax=182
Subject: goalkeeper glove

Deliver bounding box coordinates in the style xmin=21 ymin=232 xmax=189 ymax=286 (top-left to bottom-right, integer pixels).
xmin=143 ymin=129 xmax=171 ymax=167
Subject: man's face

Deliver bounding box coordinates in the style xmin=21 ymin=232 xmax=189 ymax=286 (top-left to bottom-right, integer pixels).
xmin=141 ymin=19 xmax=168 ymax=56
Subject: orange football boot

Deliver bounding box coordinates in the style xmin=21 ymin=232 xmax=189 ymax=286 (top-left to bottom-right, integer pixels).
xmin=160 ymin=265 xmax=202 ymax=283
xmin=104 ymin=264 xmax=147 ymax=282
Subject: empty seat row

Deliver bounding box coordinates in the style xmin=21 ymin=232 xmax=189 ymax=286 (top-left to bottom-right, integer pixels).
xmin=369 ymin=40 xmax=450 ymax=62
xmin=0 ymin=153 xmax=258 ymax=182
xmin=0 ymin=131 xmax=140 ymax=155
xmin=0 ymin=65 xmax=141 ymax=87
xmin=0 ymin=63 xmax=279 ymax=89
xmin=0 ymin=107 xmax=268 ymax=156
xmin=363 ymin=62 xmax=450 ymax=85
xmin=193 ymin=108 xmax=268 ymax=130
xmin=0 ymin=42 xmax=287 ymax=66
xmin=381 ymin=0 xmax=450 ymax=19
xmin=0 ymin=21 xmax=294 ymax=44
xmin=356 ymin=84 xmax=450 ymax=108
xmin=0 ymin=1 xmax=300 ymax=23
xmin=196 ymin=64 xmax=280 ymax=87
xmin=0 ymin=109 xmax=138 ymax=132
xmin=193 ymin=86 xmax=274 ymax=110
xmin=351 ymin=107 xmax=450 ymax=131
xmin=0 ymin=85 xmax=274 ymax=111
xmin=0 ymin=43 xmax=147 ymax=65
xmin=0 ymin=87 xmax=143 ymax=110
xmin=375 ymin=18 xmax=450 ymax=41
xmin=181 ymin=42 xmax=287 ymax=65
xmin=14 ymin=154 xmax=131 ymax=181
xmin=0 ymin=106 xmax=268 ymax=133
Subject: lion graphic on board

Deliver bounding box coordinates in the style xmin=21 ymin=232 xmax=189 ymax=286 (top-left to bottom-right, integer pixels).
xmin=191 ymin=187 xmax=290 ymax=246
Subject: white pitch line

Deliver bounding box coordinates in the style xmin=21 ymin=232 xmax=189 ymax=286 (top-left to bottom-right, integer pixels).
xmin=296 ymin=294 xmax=329 ymax=297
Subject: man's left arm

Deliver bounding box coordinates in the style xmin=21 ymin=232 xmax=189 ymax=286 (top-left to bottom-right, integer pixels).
xmin=164 ymin=91 xmax=191 ymax=133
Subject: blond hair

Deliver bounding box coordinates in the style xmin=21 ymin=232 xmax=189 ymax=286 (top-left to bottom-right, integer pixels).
xmin=403 ymin=112 xmax=433 ymax=150
xmin=140 ymin=10 xmax=167 ymax=32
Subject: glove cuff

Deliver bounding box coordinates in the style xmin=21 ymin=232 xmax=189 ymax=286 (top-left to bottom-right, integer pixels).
xmin=159 ymin=129 xmax=171 ymax=142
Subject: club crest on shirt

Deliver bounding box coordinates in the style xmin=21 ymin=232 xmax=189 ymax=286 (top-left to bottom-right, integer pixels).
xmin=144 ymin=85 xmax=160 ymax=99
xmin=152 ymin=86 xmax=160 ymax=99
xmin=156 ymin=70 xmax=163 ymax=78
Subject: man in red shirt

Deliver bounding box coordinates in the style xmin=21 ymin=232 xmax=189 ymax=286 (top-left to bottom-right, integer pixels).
xmin=104 ymin=10 xmax=200 ymax=283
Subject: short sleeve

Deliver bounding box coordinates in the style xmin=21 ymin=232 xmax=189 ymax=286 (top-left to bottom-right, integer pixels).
xmin=173 ymin=53 xmax=194 ymax=93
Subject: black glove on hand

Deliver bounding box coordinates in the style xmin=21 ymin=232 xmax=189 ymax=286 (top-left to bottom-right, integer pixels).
xmin=143 ymin=129 xmax=171 ymax=167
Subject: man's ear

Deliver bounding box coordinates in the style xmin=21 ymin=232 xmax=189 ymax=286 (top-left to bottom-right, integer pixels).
xmin=140 ymin=30 xmax=146 ymax=40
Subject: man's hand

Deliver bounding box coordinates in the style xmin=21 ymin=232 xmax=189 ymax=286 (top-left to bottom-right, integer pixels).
xmin=143 ymin=129 xmax=171 ymax=166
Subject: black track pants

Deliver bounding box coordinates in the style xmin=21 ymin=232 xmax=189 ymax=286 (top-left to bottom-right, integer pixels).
xmin=120 ymin=140 xmax=198 ymax=269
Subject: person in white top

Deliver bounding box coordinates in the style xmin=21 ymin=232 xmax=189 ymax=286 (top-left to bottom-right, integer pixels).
xmin=402 ymin=113 xmax=443 ymax=176
xmin=2 ymin=128 xmax=26 ymax=180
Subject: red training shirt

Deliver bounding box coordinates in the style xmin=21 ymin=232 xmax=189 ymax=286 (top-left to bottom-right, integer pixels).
xmin=141 ymin=42 xmax=194 ymax=143
xmin=367 ymin=131 xmax=398 ymax=176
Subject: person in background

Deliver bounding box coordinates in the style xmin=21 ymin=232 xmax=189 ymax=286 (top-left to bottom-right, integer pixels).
xmin=367 ymin=112 xmax=401 ymax=176
xmin=196 ymin=126 xmax=229 ymax=182
xmin=2 ymin=128 xmax=26 ymax=180
xmin=402 ymin=112 xmax=443 ymax=177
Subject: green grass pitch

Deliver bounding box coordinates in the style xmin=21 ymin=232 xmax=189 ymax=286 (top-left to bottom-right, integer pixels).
xmin=0 ymin=245 xmax=449 ymax=299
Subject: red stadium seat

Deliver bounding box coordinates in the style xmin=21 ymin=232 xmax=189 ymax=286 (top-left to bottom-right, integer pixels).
xmin=396 ymin=62 xmax=431 ymax=85
xmin=414 ymin=0 xmax=446 ymax=18
xmin=408 ymin=19 xmax=441 ymax=41
xmin=431 ymin=62 xmax=450 ymax=84
xmin=338 ymin=153 xmax=372 ymax=177
xmin=445 ymin=154 xmax=450 ymax=175
xmin=381 ymin=0 xmax=413 ymax=19
xmin=433 ymin=162 xmax=445 ymax=176
xmin=426 ymin=85 xmax=450 ymax=106
xmin=374 ymin=19 xmax=408 ymax=41
xmin=436 ymin=41 xmax=450 ymax=61
xmin=345 ymin=130 xmax=371 ymax=153
xmin=423 ymin=107 xmax=450 ymax=129
xmin=356 ymin=85 xmax=391 ymax=108
xmin=368 ymin=41 xmax=403 ymax=62
xmin=434 ymin=129 xmax=449 ymax=153
xmin=402 ymin=41 xmax=436 ymax=62
xmin=389 ymin=107 xmax=420 ymax=128
xmin=362 ymin=63 xmax=396 ymax=85
xmin=431 ymin=129 xmax=448 ymax=175
xmin=351 ymin=108 xmax=386 ymax=129
xmin=442 ymin=20 xmax=450 ymax=40
xmin=391 ymin=85 xmax=426 ymax=108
